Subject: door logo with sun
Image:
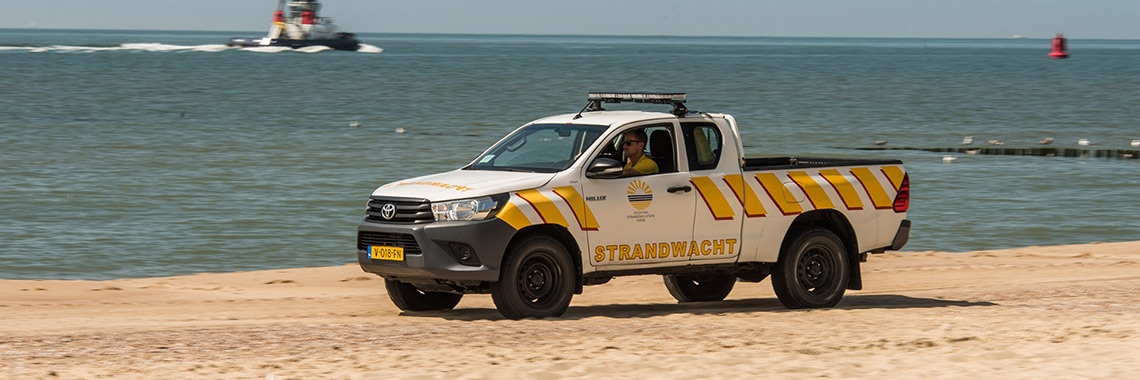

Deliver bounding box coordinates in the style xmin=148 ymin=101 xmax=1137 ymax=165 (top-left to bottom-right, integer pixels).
xmin=626 ymin=180 xmax=653 ymax=210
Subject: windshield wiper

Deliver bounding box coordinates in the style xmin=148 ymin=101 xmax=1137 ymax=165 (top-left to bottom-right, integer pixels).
xmin=496 ymin=168 xmax=536 ymax=173
xmin=466 ymin=166 xmax=535 ymax=173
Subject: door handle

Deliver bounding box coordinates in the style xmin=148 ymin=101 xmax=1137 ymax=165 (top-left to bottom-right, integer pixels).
xmin=667 ymin=185 xmax=692 ymax=194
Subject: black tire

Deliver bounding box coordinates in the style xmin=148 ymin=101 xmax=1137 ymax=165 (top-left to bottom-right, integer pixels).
xmin=491 ymin=235 xmax=576 ymax=320
xmin=771 ymin=228 xmax=850 ymax=309
xmin=385 ymin=279 xmax=462 ymax=311
xmin=663 ymin=274 xmax=735 ymax=302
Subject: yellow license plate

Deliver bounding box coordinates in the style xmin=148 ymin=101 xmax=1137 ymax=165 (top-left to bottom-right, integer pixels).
xmin=370 ymin=246 xmax=404 ymax=261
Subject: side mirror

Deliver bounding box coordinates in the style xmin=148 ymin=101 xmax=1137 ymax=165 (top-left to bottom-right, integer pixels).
xmin=585 ymin=157 xmax=624 ymax=179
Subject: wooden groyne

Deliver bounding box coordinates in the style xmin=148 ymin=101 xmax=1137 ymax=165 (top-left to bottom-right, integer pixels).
xmin=853 ymin=147 xmax=1139 ymax=159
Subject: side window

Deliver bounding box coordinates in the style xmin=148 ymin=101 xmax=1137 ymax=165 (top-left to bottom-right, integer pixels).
xmin=683 ymin=123 xmax=723 ymax=171
xmin=643 ymin=125 xmax=676 ymax=173
xmin=594 ymin=124 xmax=675 ymax=176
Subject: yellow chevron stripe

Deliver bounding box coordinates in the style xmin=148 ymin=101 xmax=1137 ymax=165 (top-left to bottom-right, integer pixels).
xmin=755 ymin=173 xmax=803 ymax=215
xmin=819 ymin=169 xmax=864 ymax=210
xmin=881 ymin=165 xmax=906 ymax=190
xmin=496 ymin=201 xmax=532 ymax=230
xmin=516 ymin=189 xmax=569 ymax=227
xmin=723 ymin=174 xmax=767 ymax=217
xmin=850 ymin=167 xmax=893 ymax=209
xmin=691 ymin=176 xmax=735 ymax=220
xmin=788 ymin=171 xmax=835 ymax=210
xmin=552 ymin=186 xmax=599 ymax=231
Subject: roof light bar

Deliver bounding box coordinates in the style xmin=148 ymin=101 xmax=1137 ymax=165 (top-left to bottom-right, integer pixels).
xmin=587 ymin=92 xmax=686 ymax=104
xmin=577 ymin=92 xmax=690 ymax=118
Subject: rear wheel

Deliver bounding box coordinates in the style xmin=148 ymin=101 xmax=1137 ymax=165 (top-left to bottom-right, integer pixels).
xmin=663 ymin=274 xmax=735 ymax=302
xmin=385 ymin=279 xmax=462 ymax=311
xmin=491 ymin=235 xmax=576 ymax=320
xmin=771 ymin=228 xmax=850 ymax=309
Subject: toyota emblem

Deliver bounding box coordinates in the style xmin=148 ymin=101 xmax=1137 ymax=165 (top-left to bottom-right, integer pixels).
xmin=380 ymin=203 xmax=397 ymax=220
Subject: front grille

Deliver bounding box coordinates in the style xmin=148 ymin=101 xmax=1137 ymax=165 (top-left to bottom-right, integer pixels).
xmin=357 ymin=231 xmax=422 ymax=254
xmin=365 ymin=196 xmax=433 ymax=224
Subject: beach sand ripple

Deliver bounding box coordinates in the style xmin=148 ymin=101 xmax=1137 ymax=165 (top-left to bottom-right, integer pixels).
xmin=2 ymin=241 xmax=1138 ymax=379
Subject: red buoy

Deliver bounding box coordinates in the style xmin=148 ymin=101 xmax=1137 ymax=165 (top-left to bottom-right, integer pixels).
xmin=1049 ymin=34 xmax=1069 ymax=59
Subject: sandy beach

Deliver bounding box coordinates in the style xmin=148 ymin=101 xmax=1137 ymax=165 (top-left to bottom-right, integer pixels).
xmin=3 ymin=241 xmax=1139 ymax=379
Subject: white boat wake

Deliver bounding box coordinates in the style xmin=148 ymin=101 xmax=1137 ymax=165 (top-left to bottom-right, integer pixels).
xmin=357 ymin=44 xmax=384 ymax=53
xmin=2 ymin=43 xmax=381 ymax=54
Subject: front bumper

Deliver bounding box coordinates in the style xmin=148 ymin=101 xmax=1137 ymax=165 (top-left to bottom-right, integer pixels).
xmin=356 ymin=217 xmax=517 ymax=284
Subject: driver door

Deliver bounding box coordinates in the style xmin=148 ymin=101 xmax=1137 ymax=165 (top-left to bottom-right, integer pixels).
xmin=581 ymin=123 xmax=696 ymax=269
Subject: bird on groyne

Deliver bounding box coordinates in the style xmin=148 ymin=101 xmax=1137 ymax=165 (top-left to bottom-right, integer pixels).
xmin=1038 ymin=137 xmax=1054 ymax=145
xmin=1078 ymin=138 xmax=1093 ymax=146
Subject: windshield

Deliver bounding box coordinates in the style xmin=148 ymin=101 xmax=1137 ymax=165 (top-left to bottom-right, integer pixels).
xmin=467 ymin=123 xmax=606 ymax=173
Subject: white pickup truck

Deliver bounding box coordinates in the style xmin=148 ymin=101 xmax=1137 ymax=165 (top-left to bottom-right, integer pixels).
xmin=357 ymin=93 xmax=910 ymax=319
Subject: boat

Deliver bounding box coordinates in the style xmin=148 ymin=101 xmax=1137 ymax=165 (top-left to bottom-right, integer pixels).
xmin=227 ymin=0 xmax=361 ymax=51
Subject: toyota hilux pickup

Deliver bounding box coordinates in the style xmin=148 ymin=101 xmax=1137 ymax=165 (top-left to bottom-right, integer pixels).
xmin=357 ymin=93 xmax=910 ymax=319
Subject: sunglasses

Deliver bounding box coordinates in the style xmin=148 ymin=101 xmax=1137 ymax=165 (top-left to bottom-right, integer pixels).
xmin=623 ymin=140 xmax=644 ymax=146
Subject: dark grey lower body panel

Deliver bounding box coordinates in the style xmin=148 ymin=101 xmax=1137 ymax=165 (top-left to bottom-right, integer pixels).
xmin=891 ymin=219 xmax=911 ymax=250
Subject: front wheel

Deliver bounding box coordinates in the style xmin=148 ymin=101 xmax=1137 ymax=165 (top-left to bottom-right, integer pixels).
xmin=385 ymin=279 xmax=463 ymax=311
xmin=491 ymin=235 xmax=576 ymax=320
xmin=771 ymin=228 xmax=850 ymax=309
xmin=663 ymin=274 xmax=735 ymax=302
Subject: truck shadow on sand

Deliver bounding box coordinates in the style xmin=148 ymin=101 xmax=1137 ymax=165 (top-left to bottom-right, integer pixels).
xmin=402 ymin=294 xmax=997 ymax=321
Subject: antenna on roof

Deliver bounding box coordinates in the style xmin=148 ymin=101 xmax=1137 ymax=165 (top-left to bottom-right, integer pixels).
xmin=573 ymin=99 xmax=604 ymax=120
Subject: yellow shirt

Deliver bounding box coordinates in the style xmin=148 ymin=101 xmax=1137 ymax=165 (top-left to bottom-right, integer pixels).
xmin=624 ymin=154 xmax=659 ymax=175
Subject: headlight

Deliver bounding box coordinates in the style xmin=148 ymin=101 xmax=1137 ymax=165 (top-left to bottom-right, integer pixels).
xmin=432 ymin=196 xmax=500 ymax=221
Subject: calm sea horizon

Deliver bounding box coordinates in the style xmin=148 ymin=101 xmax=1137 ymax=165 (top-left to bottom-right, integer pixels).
xmin=2 ymin=29 xmax=1138 ymax=280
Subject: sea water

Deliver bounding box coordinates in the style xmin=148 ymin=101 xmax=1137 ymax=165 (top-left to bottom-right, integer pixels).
xmin=2 ymin=29 xmax=1139 ymax=280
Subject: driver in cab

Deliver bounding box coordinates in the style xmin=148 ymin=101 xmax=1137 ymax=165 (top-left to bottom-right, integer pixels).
xmin=621 ymin=129 xmax=659 ymax=177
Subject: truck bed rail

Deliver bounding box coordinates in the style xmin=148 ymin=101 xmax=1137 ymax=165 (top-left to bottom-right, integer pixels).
xmin=743 ymin=156 xmax=903 ymax=171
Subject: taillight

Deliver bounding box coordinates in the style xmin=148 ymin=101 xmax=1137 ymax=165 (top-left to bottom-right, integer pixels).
xmin=893 ymin=173 xmax=910 ymax=213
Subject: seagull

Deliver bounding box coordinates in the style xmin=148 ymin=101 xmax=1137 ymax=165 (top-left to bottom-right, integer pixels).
xmin=987 ymin=139 xmax=1004 ymax=146
xmin=962 ymin=136 xmax=974 ymax=145
xmin=349 ymin=121 xmax=361 ymax=128
xmin=874 ymin=140 xmax=887 ymax=146
xmin=1078 ymin=138 xmax=1092 ymax=146
xmin=942 ymin=155 xmax=958 ymax=163
xmin=1131 ymin=139 xmax=1140 ymax=147
xmin=965 ymin=149 xmax=980 ymax=155
xmin=1037 ymin=137 xmax=1054 ymax=145
xmin=394 ymin=127 xmax=407 ymax=134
